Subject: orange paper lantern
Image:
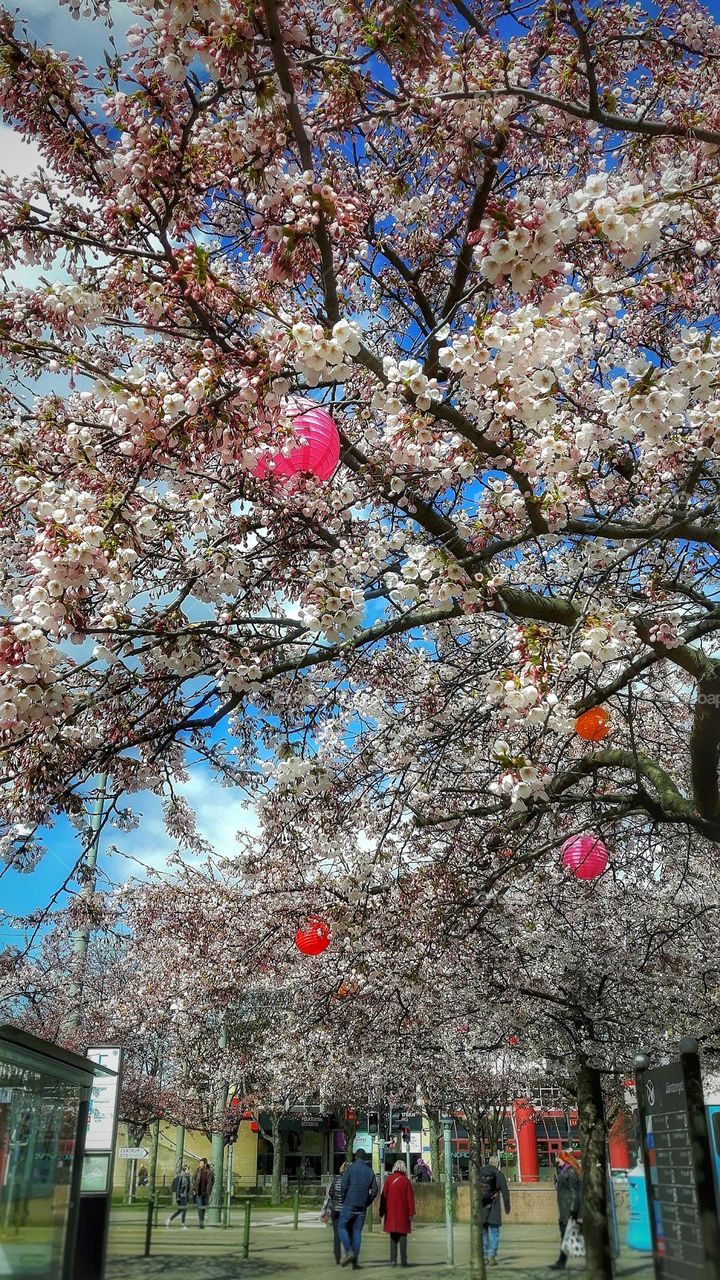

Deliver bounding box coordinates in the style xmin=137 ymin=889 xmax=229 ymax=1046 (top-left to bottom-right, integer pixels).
xmin=575 ymin=706 xmax=609 ymax=741
xmin=336 ymin=978 xmax=359 ymax=999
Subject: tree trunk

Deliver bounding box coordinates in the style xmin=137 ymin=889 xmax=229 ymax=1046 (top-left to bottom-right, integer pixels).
xmin=467 ymin=1127 xmax=487 ymax=1280
xmin=271 ymin=1112 xmax=284 ymax=1205
xmin=427 ymin=1110 xmax=442 ymax=1180
xmin=123 ymin=1121 xmax=148 ymax=1204
xmin=576 ymin=1062 xmax=613 ymax=1280
xmin=174 ymin=1123 xmax=185 ymax=1171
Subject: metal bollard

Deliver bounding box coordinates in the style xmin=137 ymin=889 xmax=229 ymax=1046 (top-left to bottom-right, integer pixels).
xmin=242 ymin=1198 xmax=252 ymax=1258
xmin=144 ymin=1196 xmax=154 ymax=1258
xmin=293 ymin=1187 xmax=300 ymax=1229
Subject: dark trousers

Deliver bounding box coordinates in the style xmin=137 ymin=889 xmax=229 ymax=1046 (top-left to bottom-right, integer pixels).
xmin=332 ymin=1213 xmax=341 ymax=1263
xmin=338 ymin=1205 xmax=366 ymax=1260
xmin=555 ymin=1218 xmax=568 ymax=1268
xmin=390 ymin=1232 xmax=408 ymax=1265
xmin=196 ymin=1193 xmax=209 ymax=1226
xmin=169 ymin=1203 xmax=188 ymax=1224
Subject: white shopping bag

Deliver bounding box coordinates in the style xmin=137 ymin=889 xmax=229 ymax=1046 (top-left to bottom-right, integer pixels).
xmin=561 ymin=1216 xmax=586 ymax=1259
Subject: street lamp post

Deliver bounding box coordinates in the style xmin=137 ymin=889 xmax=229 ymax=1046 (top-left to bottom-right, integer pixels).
xmin=442 ymin=1116 xmax=454 ymax=1267
xmin=144 ymin=1042 xmax=165 ymax=1257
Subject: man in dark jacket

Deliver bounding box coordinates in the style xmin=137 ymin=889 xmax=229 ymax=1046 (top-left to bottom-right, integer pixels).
xmin=550 ymin=1151 xmax=582 ymax=1270
xmin=478 ymin=1156 xmax=511 ymax=1266
xmin=338 ymin=1150 xmax=379 ymax=1268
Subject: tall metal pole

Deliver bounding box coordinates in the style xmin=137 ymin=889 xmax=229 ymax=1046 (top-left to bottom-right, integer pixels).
xmin=63 ymin=772 xmax=108 ymax=1037
xmin=208 ymin=1022 xmax=228 ymax=1226
xmin=144 ymin=1043 xmax=164 ymax=1258
xmin=442 ymin=1116 xmax=454 ymax=1266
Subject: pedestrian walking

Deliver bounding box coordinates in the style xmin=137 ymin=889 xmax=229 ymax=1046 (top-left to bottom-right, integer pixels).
xmin=413 ymin=1155 xmax=432 ymax=1183
xmin=477 ymin=1155 xmax=510 ymax=1266
xmin=192 ymin=1158 xmax=215 ymax=1229
xmin=166 ymin=1164 xmax=191 ymax=1229
xmin=379 ymin=1160 xmax=416 ymax=1267
xmin=338 ymin=1149 xmax=379 ymax=1268
xmin=549 ymin=1150 xmax=582 ymax=1270
xmin=321 ymin=1161 xmax=349 ymax=1264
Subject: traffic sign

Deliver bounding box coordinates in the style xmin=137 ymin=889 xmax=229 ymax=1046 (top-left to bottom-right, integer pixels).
xmin=117 ymin=1147 xmax=149 ymax=1161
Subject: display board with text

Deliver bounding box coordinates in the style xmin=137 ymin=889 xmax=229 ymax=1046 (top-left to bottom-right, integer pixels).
xmin=636 ymin=1046 xmax=720 ymax=1280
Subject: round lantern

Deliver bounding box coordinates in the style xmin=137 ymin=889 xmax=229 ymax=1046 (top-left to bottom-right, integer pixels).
xmin=250 ymin=1121 xmax=259 ymax=1134
xmin=254 ymin=399 xmax=340 ymax=482
xmin=561 ymin=834 xmax=609 ymax=881
xmin=575 ymin=706 xmax=610 ymax=742
xmin=336 ymin=977 xmax=359 ymax=999
xmin=295 ymin=915 xmax=331 ymax=955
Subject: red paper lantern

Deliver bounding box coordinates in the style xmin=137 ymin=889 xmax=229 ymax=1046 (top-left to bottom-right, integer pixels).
xmin=295 ymin=915 xmax=331 ymax=955
xmin=561 ymin=834 xmax=609 ymax=881
xmin=250 ymin=1121 xmax=259 ymax=1134
xmin=575 ymin=707 xmax=610 ymax=741
xmin=254 ymin=400 xmax=340 ymax=482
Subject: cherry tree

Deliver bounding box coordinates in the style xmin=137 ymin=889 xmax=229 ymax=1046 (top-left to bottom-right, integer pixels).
xmin=0 ymin=0 xmax=720 ymax=879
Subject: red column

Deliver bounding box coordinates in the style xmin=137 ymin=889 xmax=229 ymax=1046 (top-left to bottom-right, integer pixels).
xmin=608 ymin=1112 xmax=631 ymax=1170
xmin=513 ymin=1100 xmax=539 ymax=1183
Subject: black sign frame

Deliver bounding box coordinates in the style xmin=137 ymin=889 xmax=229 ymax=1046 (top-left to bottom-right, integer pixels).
xmin=635 ymin=1041 xmax=720 ymax=1280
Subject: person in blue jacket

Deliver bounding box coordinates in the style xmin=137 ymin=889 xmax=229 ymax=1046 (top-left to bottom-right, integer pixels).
xmin=338 ymin=1149 xmax=379 ymax=1268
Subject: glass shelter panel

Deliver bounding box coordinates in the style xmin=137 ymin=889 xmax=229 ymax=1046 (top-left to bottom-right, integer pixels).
xmin=0 ymin=1061 xmax=80 ymax=1277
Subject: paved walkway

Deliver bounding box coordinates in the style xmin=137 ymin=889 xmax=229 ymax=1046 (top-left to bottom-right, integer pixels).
xmin=106 ymin=1210 xmax=655 ymax=1278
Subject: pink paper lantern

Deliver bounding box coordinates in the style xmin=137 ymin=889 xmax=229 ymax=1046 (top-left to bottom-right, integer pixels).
xmin=561 ymin=834 xmax=609 ymax=881
xmin=254 ymin=400 xmax=340 ymax=482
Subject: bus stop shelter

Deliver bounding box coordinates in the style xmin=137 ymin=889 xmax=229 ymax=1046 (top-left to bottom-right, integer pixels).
xmin=0 ymin=1025 xmax=117 ymax=1280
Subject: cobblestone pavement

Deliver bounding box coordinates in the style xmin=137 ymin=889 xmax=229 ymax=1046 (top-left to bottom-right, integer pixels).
xmin=105 ymin=1211 xmax=655 ymax=1279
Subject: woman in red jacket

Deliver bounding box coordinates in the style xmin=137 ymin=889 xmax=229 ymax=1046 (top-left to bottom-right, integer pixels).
xmin=379 ymin=1160 xmax=416 ymax=1267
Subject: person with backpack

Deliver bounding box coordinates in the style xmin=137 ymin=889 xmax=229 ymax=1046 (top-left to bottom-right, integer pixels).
xmin=379 ymin=1160 xmax=416 ymax=1267
xmin=478 ymin=1155 xmax=511 ymax=1266
xmin=166 ymin=1164 xmax=191 ymax=1229
xmin=321 ymin=1161 xmax=349 ymax=1264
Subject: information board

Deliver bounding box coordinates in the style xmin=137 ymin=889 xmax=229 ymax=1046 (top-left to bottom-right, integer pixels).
xmin=85 ymin=1047 xmax=121 ymax=1151
xmin=81 ymin=1154 xmax=111 ymax=1196
xmin=636 ymin=1051 xmax=720 ymax=1280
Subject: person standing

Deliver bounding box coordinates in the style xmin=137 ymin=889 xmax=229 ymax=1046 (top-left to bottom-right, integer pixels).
xmin=379 ymin=1160 xmax=416 ymax=1267
xmin=321 ymin=1161 xmax=349 ymax=1264
xmin=550 ymin=1150 xmax=582 ymax=1270
xmin=477 ymin=1155 xmax=510 ymax=1266
xmin=166 ymin=1164 xmax=192 ymax=1229
xmin=192 ymin=1158 xmax=214 ymax=1229
xmin=339 ymin=1149 xmax=379 ymax=1268
xmin=413 ymin=1155 xmax=432 ymax=1183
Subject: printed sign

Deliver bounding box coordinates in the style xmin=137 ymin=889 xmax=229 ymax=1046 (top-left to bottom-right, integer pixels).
xmin=81 ymin=1154 xmax=111 ymax=1195
xmin=85 ymin=1047 xmax=121 ymax=1152
xmin=636 ymin=1053 xmax=720 ymax=1279
xmin=117 ymin=1147 xmax=149 ymax=1161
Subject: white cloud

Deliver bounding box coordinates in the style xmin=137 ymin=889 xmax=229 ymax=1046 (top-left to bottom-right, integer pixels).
xmin=0 ymin=125 xmax=46 ymax=180
xmin=106 ymin=767 xmax=259 ymax=884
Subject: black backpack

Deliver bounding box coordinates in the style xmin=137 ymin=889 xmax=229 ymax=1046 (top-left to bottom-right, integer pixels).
xmin=480 ymin=1167 xmax=498 ymax=1206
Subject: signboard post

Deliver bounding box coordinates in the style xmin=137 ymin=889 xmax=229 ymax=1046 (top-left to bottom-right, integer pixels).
xmin=72 ymin=1046 xmax=123 ymax=1280
xmin=635 ymin=1038 xmax=720 ymax=1279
